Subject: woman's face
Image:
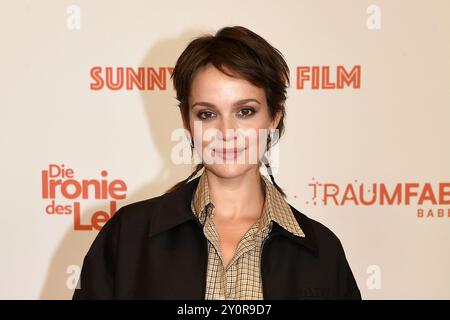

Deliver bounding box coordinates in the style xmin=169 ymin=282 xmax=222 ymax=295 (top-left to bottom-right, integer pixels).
xmin=185 ymin=63 xmax=281 ymax=179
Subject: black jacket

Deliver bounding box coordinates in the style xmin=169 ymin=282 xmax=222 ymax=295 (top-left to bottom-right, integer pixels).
xmin=72 ymin=176 xmax=361 ymax=300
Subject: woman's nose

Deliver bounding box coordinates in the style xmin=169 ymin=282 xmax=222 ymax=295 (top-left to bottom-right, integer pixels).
xmin=216 ymin=118 xmax=236 ymax=143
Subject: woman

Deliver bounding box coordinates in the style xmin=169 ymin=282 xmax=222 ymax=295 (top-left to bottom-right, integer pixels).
xmin=73 ymin=26 xmax=361 ymax=300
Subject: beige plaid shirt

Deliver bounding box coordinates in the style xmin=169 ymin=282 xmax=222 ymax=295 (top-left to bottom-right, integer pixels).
xmin=190 ymin=170 xmax=305 ymax=300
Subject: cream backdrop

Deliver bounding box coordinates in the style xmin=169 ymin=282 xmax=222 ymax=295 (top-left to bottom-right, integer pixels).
xmin=1 ymin=0 xmax=449 ymax=299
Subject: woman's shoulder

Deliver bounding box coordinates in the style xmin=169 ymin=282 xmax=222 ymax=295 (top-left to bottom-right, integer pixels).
xmin=287 ymin=204 xmax=361 ymax=299
xmin=110 ymin=177 xmax=200 ymax=230
xmin=111 ymin=193 xmax=168 ymax=226
xmin=287 ymin=203 xmax=347 ymax=254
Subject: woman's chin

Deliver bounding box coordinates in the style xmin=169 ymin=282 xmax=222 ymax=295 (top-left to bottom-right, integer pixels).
xmin=204 ymin=163 xmax=256 ymax=179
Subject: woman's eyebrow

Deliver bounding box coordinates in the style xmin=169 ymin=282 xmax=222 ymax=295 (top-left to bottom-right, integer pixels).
xmin=191 ymin=98 xmax=261 ymax=109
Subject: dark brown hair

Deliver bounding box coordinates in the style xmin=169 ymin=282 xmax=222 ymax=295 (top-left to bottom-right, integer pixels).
xmin=166 ymin=25 xmax=290 ymax=197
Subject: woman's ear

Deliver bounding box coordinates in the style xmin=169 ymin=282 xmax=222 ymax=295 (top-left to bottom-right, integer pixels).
xmin=270 ymin=109 xmax=282 ymax=130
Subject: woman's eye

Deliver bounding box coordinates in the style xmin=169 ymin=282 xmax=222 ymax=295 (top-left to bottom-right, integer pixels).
xmin=197 ymin=108 xmax=255 ymax=120
xmin=237 ymin=108 xmax=255 ymax=118
xmin=197 ymin=111 xmax=216 ymax=120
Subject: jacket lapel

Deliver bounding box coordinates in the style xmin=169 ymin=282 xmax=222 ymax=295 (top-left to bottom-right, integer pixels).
xmin=144 ymin=177 xmax=207 ymax=299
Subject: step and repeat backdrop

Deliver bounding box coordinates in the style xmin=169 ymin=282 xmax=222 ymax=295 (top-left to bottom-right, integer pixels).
xmin=1 ymin=0 xmax=449 ymax=299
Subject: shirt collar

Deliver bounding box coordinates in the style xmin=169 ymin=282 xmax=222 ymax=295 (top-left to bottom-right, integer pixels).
xmin=191 ymin=170 xmax=305 ymax=238
xmin=148 ymin=174 xmax=317 ymax=256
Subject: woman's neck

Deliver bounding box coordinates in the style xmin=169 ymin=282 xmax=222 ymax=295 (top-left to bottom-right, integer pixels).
xmin=205 ymin=168 xmax=265 ymax=222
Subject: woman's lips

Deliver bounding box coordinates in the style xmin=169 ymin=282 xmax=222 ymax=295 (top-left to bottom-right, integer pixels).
xmin=214 ymin=148 xmax=245 ymax=160
xmin=215 ymin=148 xmax=244 ymax=153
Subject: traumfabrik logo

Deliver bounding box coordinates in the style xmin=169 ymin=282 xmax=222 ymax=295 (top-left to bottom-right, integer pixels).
xmin=41 ymin=164 xmax=127 ymax=231
xmin=88 ymin=65 xmax=361 ymax=91
xmin=305 ymin=178 xmax=450 ymax=218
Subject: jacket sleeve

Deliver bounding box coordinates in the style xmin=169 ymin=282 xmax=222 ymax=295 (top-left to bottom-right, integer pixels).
xmin=336 ymin=239 xmax=362 ymax=300
xmin=72 ymin=211 xmax=121 ymax=300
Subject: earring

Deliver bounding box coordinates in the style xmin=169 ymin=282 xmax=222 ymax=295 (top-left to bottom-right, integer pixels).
xmin=188 ymin=137 xmax=194 ymax=149
xmin=266 ymin=131 xmax=273 ymax=151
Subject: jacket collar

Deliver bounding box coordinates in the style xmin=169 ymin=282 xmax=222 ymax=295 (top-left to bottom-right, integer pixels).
xmin=148 ymin=175 xmax=317 ymax=256
xmin=192 ymin=170 xmax=305 ymax=239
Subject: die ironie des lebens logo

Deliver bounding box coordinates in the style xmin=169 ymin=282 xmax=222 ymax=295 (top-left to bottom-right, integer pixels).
xmin=88 ymin=65 xmax=361 ymax=90
xmin=305 ymin=178 xmax=450 ymax=218
xmin=41 ymin=164 xmax=127 ymax=231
